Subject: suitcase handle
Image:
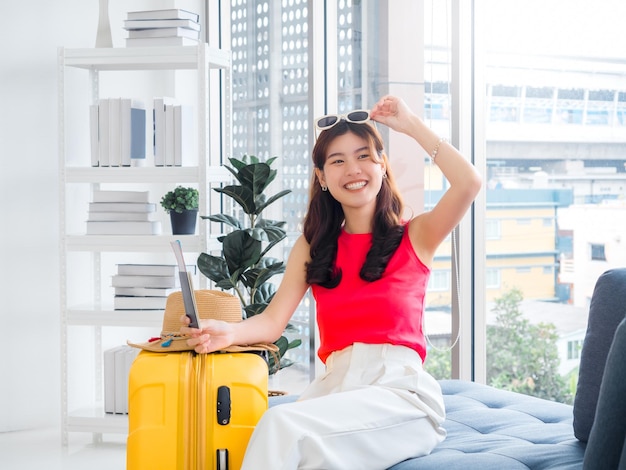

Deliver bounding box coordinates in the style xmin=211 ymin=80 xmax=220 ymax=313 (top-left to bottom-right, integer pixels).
xmin=217 ymin=386 xmax=231 ymax=425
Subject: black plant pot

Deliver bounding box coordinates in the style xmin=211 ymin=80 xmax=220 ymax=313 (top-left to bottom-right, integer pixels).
xmin=170 ymin=209 xmax=198 ymax=235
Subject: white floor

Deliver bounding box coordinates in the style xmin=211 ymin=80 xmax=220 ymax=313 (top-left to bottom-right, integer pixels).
xmin=0 ymin=365 xmax=311 ymax=469
xmin=0 ymin=428 xmax=127 ymax=470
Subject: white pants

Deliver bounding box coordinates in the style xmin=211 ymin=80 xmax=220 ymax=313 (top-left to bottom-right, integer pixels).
xmin=241 ymin=343 xmax=446 ymax=470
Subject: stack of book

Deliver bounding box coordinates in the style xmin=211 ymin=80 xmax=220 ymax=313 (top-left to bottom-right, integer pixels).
xmin=90 ymin=98 xmax=146 ymax=167
xmin=86 ymin=190 xmax=161 ymax=235
xmin=153 ymin=97 xmax=192 ymax=166
xmin=112 ymin=263 xmax=195 ymax=310
xmin=104 ymin=345 xmax=139 ymax=414
xmin=123 ymin=9 xmax=201 ymax=47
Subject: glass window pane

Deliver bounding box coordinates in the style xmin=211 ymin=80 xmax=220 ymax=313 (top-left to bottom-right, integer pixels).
xmin=481 ymin=0 xmax=626 ymax=404
xmin=228 ymin=0 xmax=312 ymax=393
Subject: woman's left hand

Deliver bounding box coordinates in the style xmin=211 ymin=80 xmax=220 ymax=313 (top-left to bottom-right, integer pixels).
xmin=370 ymin=95 xmax=416 ymax=135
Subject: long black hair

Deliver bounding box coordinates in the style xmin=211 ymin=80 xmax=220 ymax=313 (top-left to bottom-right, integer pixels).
xmin=303 ymin=120 xmax=405 ymax=287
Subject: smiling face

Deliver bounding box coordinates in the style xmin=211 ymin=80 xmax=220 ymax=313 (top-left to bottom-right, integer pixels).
xmin=315 ymin=131 xmax=386 ymax=214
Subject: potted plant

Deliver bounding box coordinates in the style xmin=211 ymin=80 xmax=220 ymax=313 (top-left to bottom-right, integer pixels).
xmin=197 ymin=155 xmax=301 ymax=374
xmin=161 ymin=185 xmax=199 ymax=235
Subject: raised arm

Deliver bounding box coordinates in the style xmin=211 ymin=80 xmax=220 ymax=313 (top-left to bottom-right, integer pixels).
xmin=184 ymin=235 xmax=311 ymax=353
xmin=370 ymin=95 xmax=482 ymax=264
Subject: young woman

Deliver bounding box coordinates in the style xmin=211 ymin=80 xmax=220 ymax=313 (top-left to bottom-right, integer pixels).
xmin=184 ymin=95 xmax=482 ymax=469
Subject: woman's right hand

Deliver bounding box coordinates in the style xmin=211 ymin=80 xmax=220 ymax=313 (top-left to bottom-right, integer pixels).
xmin=180 ymin=316 xmax=236 ymax=354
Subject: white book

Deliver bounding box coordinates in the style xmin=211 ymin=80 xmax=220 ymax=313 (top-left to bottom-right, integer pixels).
xmin=117 ymin=264 xmax=178 ymax=276
xmin=104 ymin=346 xmax=126 ymax=414
xmin=108 ymin=98 xmax=121 ymax=167
xmin=89 ymin=104 xmax=99 ymax=167
xmin=98 ymin=99 xmax=110 ymax=167
xmin=122 ymin=348 xmax=139 ymax=413
xmin=124 ymin=18 xmax=201 ymax=31
xmin=92 ymin=190 xmax=150 ymax=203
xmin=174 ymin=104 xmax=192 ymax=166
xmin=114 ymin=296 xmax=168 ymax=310
xmin=114 ymin=347 xmax=128 ymax=413
xmin=125 ymin=36 xmax=199 ymax=48
xmin=86 ymin=221 xmax=162 ymax=235
xmin=120 ymin=99 xmax=146 ymax=166
xmin=153 ymin=97 xmax=177 ymax=166
xmin=126 ymin=9 xmax=200 ymax=22
xmin=87 ymin=211 xmax=152 ymax=222
xmin=114 ymin=286 xmax=175 ymax=297
xmin=117 ymin=263 xmax=196 ymax=276
xmin=111 ymin=274 xmax=177 ymax=288
xmin=88 ymin=202 xmax=156 ymax=212
xmin=164 ymin=103 xmax=175 ymax=166
xmin=127 ymin=27 xmax=200 ymax=40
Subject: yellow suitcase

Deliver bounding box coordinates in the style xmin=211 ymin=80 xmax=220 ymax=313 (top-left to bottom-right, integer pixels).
xmin=127 ymin=350 xmax=268 ymax=470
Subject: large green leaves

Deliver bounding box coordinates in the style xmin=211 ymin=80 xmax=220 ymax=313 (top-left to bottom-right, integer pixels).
xmin=197 ymin=155 xmax=299 ymax=375
xmin=217 ymin=161 xmax=291 ymax=215
xmin=222 ymin=231 xmax=261 ymax=275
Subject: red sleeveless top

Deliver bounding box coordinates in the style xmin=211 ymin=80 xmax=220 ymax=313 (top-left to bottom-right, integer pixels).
xmin=311 ymin=225 xmax=430 ymax=364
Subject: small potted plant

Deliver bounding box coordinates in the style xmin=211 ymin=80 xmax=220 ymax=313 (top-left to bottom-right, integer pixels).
xmin=160 ymin=186 xmax=199 ymax=235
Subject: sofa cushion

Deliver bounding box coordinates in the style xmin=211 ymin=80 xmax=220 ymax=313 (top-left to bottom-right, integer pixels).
xmin=270 ymin=380 xmax=586 ymax=470
xmin=389 ymin=380 xmax=584 ymax=469
xmin=583 ymin=317 xmax=626 ymax=469
xmin=573 ymin=268 xmax=626 ymax=442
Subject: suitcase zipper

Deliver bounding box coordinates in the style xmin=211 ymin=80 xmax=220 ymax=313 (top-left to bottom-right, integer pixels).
xmin=183 ymin=352 xmax=196 ymax=470
xmin=196 ymin=353 xmax=207 ymax=470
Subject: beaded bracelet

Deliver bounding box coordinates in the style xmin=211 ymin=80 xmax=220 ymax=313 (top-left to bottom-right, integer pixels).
xmin=431 ymin=137 xmax=446 ymax=162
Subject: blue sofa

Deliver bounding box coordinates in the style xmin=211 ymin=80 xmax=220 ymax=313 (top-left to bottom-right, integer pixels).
xmin=270 ymin=268 xmax=626 ymax=469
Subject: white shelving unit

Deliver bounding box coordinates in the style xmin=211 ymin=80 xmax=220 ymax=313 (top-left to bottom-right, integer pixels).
xmin=58 ymin=45 xmax=231 ymax=444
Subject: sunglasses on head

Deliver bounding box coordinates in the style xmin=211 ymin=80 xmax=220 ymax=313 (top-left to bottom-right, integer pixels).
xmin=315 ymin=110 xmax=371 ymax=131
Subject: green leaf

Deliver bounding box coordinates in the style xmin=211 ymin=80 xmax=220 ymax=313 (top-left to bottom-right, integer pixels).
xmin=216 ymin=279 xmax=237 ymax=290
xmin=255 ymin=189 xmax=292 ymax=214
xmin=244 ymin=303 xmax=267 ymax=318
xmin=246 ymin=227 xmax=266 ymax=242
xmin=259 ymin=235 xmax=288 ymax=260
xmin=214 ymin=186 xmax=256 ymax=214
xmin=222 ymin=231 xmax=261 ymax=274
xmin=242 ymin=262 xmax=284 ymax=289
xmin=239 ymin=164 xmax=273 ymax=196
xmin=254 ymin=283 xmax=276 ymax=304
xmin=227 ymin=158 xmax=247 ymax=172
xmin=288 ymin=339 xmax=302 ymax=349
xmin=256 ymin=219 xmax=287 ymax=243
xmin=197 ymin=253 xmax=230 ymax=284
xmin=206 ymin=213 xmax=242 ymax=230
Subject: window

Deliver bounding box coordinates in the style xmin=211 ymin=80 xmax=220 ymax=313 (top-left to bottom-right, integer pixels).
xmin=221 ymin=0 xmax=626 ymax=403
xmin=486 ymin=268 xmax=501 ymax=289
xmin=428 ymin=270 xmax=451 ymax=292
xmin=480 ymin=0 xmax=625 ymax=404
xmin=486 ymin=219 xmax=501 ymax=239
xmin=590 ymin=243 xmax=606 ymax=261
xmin=567 ymin=340 xmax=583 ymax=360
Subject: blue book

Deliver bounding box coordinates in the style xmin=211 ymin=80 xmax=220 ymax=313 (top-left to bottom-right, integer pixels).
xmin=120 ymin=98 xmax=146 ymax=166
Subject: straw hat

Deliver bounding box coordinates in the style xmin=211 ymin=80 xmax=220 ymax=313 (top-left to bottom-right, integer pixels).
xmin=128 ymin=289 xmax=278 ymax=355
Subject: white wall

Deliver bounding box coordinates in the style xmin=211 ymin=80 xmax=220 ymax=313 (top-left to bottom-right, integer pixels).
xmin=0 ymin=0 xmax=203 ymax=432
xmin=0 ymin=0 xmax=96 ymax=432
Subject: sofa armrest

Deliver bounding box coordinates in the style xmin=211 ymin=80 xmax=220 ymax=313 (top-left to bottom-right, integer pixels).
xmin=573 ymin=268 xmax=626 ymax=441
xmin=583 ymin=317 xmax=626 ymax=469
